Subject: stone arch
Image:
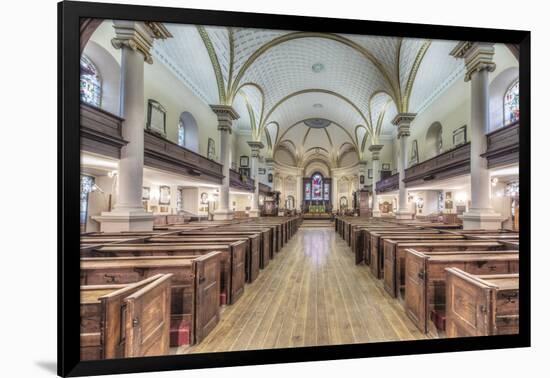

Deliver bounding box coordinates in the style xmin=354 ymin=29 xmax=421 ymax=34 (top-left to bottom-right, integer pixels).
xmin=179 ymin=112 xmax=199 ymax=153
xmin=425 ymin=121 xmax=443 ymax=159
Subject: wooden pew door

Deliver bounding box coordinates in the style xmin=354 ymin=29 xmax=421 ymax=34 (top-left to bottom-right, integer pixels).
xmin=123 ymin=274 xmax=172 ymax=358
xmin=405 ymin=250 xmax=427 ymax=332
xmin=446 ymin=270 xmax=492 ymax=337
xmin=194 ymin=253 xmax=221 ymax=343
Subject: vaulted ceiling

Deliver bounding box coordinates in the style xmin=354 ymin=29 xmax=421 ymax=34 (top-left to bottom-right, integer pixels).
xmin=152 ymin=23 xmax=465 ymax=166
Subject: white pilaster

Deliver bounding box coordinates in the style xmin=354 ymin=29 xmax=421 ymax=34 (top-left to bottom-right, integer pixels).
xmin=93 ymin=21 xmax=171 ymax=232
xmin=247 ymin=141 xmax=264 ymax=218
xmin=451 ymin=42 xmax=503 ymax=229
xmin=392 ymin=113 xmax=416 ymax=220
xmin=369 ymin=144 xmax=384 ymax=217
xmin=211 ymin=105 xmax=239 ymax=220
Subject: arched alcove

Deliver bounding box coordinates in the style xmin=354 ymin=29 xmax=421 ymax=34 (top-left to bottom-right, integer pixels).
xmin=425 ymin=122 xmax=443 ymax=159
xmin=489 ymin=66 xmax=519 ymax=132
xmin=82 ymin=40 xmax=121 ymax=115
xmin=178 ymin=112 xmax=199 ymax=153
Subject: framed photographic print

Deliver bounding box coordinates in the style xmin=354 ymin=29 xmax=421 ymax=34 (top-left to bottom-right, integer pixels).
xmin=453 ymin=125 xmax=467 ymax=146
xmin=146 ymin=99 xmax=167 ymax=136
xmin=240 ymin=155 xmax=249 ymax=167
xmin=61 ymin=1 xmax=530 ymax=377
xmin=159 ymin=185 xmax=171 ymax=205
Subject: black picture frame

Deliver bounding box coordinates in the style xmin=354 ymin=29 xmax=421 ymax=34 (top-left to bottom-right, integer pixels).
xmin=453 ymin=125 xmax=467 ymax=146
xmin=146 ymin=99 xmax=167 ymax=136
xmin=258 ymin=167 xmax=266 ymax=175
xmin=240 ymin=155 xmax=249 ymax=167
xmin=359 ymin=174 xmax=365 ymax=184
xmin=158 ymin=185 xmax=171 ymax=205
xmin=60 ymin=1 xmax=531 ymax=376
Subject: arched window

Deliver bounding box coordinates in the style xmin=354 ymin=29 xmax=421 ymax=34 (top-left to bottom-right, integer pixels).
xmin=177 ymin=121 xmax=185 ymax=147
xmin=80 ymin=55 xmax=101 ymax=107
xmin=504 ymin=81 xmax=519 ymax=126
xmin=312 ymin=173 xmax=323 ymax=200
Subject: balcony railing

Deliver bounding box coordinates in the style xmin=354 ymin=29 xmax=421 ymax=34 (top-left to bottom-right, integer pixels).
xmin=230 ymin=169 xmax=255 ymax=192
xmin=481 ymin=121 xmax=519 ymax=168
xmin=80 ymin=103 xmax=127 ymax=158
xmin=376 ymin=173 xmax=399 ymax=193
xmin=403 ymin=142 xmax=470 ymax=187
xmin=144 ymin=130 xmax=223 ymax=184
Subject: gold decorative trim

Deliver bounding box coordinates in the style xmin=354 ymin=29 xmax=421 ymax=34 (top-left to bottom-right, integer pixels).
xmin=374 ymin=99 xmax=393 ymax=140
xmin=403 ymin=40 xmax=432 ymax=111
xmin=323 ymin=128 xmax=334 ymax=148
xmin=111 ymin=21 xmax=172 ymax=64
xmin=197 ymin=26 xmax=227 ymax=104
xmin=228 ymin=32 xmax=400 ymax=104
xmin=261 ymin=88 xmax=372 ymax=136
xmin=235 ymin=82 xmax=266 ymax=138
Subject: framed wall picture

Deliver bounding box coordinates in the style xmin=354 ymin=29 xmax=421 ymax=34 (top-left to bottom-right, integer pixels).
xmin=142 ymin=186 xmax=150 ymax=200
xmin=159 ymin=185 xmax=171 ymax=205
xmin=146 ymin=99 xmax=166 ymax=136
xmin=240 ymin=155 xmax=249 ymax=167
xmin=452 ymin=125 xmax=467 ymax=146
xmin=62 ymin=2 xmax=530 ymax=377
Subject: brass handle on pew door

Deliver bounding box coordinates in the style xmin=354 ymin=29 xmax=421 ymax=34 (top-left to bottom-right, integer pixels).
xmin=198 ymin=276 xmax=206 ymax=284
xmin=418 ymin=271 xmax=425 ymax=280
xmin=104 ymin=274 xmax=116 ymax=283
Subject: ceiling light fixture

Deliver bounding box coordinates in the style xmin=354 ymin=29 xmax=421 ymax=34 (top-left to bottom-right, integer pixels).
xmin=313 ymin=103 xmax=323 ymax=108
xmin=311 ymin=63 xmax=325 ymax=73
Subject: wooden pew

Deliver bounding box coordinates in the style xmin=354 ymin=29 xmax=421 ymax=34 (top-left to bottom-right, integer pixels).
xmin=367 ymin=229 xmax=447 ymax=276
xmin=383 ymin=240 xmax=506 ymax=299
xmin=354 ymin=225 xmax=416 ymax=265
xmin=350 ymin=222 xmax=400 ymax=259
xmin=85 ymin=242 xmax=245 ymax=305
xmin=445 ymin=268 xmax=519 ymax=337
xmin=146 ymin=235 xmax=260 ymax=284
xmin=403 ymin=249 xmax=519 ymax=335
xmin=80 ymin=253 xmax=221 ymax=345
xmin=80 ymin=274 xmax=172 ymax=360
xmin=173 ymin=230 xmax=270 ymax=269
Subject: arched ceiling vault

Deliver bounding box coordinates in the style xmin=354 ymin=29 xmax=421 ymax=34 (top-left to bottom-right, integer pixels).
xmin=154 ymin=23 xmax=465 ymax=157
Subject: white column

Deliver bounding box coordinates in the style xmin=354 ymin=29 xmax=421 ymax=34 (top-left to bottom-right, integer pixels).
xmin=392 ymin=113 xmax=416 ymax=220
xmin=247 ymin=141 xmax=264 ymax=217
xmin=451 ymin=42 xmax=502 ymax=229
xmin=94 ymin=21 xmax=171 ymax=232
xmin=211 ymin=105 xmax=239 ymax=220
xmin=369 ymin=144 xmax=384 ymax=217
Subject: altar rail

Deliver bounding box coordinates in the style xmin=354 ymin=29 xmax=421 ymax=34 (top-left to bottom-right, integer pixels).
xmin=376 ymin=173 xmax=399 ymax=193
xmin=481 ymin=122 xmax=519 ymax=168
xmin=144 ymin=130 xmax=223 ymax=184
xmin=80 ymin=103 xmax=127 ymax=159
xmin=230 ymin=169 xmax=255 ymax=192
xmin=403 ymin=142 xmax=470 ymax=187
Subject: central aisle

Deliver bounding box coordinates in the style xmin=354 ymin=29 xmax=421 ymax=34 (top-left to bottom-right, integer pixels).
xmin=176 ymin=226 xmax=427 ymax=354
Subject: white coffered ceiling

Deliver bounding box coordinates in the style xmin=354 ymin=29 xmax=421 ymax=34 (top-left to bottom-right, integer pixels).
xmin=153 ymin=22 xmax=465 ymax=166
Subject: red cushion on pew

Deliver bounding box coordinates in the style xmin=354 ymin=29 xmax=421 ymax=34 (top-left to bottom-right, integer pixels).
xmin=220 ymin=292 xmax=227 ymax=306
xmin=170 ymin=319 xmax=190 ymax=346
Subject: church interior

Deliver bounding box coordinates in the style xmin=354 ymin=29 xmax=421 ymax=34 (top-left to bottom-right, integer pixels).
xmin=79 ymin=19 xmax=520 ymax=360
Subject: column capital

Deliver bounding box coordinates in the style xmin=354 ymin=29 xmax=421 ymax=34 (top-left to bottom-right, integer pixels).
xmin=210 ymin=105 xmax=240 ymax=133
xmin=368 ymin=144 xmax=384 ymax=160
xmin=247 ymin=141 xmax=265 ymax=157
xmin=450 ymin=41 xmax=496 ymax=82
xmin=111 ymin=21 xmax=172 ymax=64
xmin=392 ymin=113 xmax=416 ymax=138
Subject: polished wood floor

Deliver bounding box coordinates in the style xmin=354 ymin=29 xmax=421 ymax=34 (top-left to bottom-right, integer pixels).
xmin=174 ymin=223 xmax=427 ymax=354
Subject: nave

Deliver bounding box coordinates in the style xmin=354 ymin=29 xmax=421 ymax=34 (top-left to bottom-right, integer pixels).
xmin=176 ymin=226 xmax=426 ymax=355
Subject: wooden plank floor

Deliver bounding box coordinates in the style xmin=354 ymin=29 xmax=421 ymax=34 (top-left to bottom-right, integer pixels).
xmin=174 ymin=226 xmax=427 ymax=354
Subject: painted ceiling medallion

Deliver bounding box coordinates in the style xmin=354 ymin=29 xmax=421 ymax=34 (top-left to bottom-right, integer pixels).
xmin=304 ymin=118 xmax=331 ymax=129
xmin=311 ymin=63 xmax=325 ymax=73
xmin=313 ymin=103 xmax=323 ymax=108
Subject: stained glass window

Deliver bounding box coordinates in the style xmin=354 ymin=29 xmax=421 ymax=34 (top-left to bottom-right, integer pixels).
xmin=178 ymin=122 xmax=185 ymax=147
xmin=312 ymin=174 xmax=323 ymax=200
xmin=504 ymin=81 xmax=519 ymax=126
xmin=80 ymin=55 xmax=101 ymax=107
xmin=323 ymin=183 xmax=330 ymax=200
xmin=305 ymin=183 xmax=311 ymax=200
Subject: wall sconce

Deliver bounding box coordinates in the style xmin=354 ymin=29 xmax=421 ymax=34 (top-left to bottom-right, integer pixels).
xmin=491 ymin=177 xmax=499 ymax=186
